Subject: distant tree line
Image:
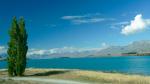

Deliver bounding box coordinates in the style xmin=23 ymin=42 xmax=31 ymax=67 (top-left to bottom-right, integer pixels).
xmin=7 ymin=17 xmax=28 ymax=76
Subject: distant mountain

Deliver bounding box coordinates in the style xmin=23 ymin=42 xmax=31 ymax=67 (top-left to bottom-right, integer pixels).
xmin=126 ymin=40 xmax=150 ymax=53
xmin=94 ymin=40 xmax=150 ymax=56
xmin=0 ymin=53 xmax=7 ymax=61
xmin=0 ymin=53 xmax=7 ymax=58
xmin=28 ymin=49 xmax=100 ymax=59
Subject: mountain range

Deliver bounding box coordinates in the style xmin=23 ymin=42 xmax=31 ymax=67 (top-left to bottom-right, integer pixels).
xmin=29 ymin=40 xmax=150 ymax=58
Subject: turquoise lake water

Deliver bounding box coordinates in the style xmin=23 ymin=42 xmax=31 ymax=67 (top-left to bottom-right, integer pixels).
xmin=1 ymin=56 xmax=150 ymax=75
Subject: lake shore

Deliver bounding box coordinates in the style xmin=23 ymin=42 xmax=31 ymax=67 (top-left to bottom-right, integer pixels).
xmin=0 ymin=68 xmax=150 ymax=84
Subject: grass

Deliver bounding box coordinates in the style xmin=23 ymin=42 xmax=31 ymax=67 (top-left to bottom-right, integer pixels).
xmin=1 ymin=68 xmax=150 ymax=84
xmin=71 ymin=70 xmax=150 ymax=84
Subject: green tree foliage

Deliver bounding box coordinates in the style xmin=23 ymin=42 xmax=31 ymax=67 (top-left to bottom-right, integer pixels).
xmin=7 ymin=17 xmax=28 ymax=76
xmin=7 ymin=17 xmax=19 ymax=76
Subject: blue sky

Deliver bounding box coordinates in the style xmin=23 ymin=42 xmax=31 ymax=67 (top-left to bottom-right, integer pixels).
xmin=1 ymin=0 xmax=150 ymax=49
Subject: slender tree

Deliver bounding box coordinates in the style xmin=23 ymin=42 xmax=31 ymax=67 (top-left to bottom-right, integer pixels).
xmin=17 ymin=17 xmax=28 ymax=76
xmin=7 ymin=17 xmax=28 ymax=76
xmin=7 ymin=17 xmax=20 ymax=76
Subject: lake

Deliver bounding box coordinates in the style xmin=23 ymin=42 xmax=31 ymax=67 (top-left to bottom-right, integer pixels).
xmin=1 ymin=56 xmax=150 ymax=75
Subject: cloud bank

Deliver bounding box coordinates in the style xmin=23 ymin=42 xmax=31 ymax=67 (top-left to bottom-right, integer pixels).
xmin=27 ymin=47 xmax=104 ymax=57
xmin=111 ymin=21 xmax=129 ymax=29
xmin=0 ymin=44 xmax=108 ymax=58
xmin=0 ymin=46 xmax=7 ymax=55
xmin=121 ymin=14 xmax=150 ymax=35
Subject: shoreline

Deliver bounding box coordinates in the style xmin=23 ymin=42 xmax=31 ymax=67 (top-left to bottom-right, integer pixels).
xmin=0 ymin=67 xmax=148 ymax=76
xmin=1 ymin=68 xmax=150 ymax=84
xmin=1 ymin=55 xmax=150 ymax=61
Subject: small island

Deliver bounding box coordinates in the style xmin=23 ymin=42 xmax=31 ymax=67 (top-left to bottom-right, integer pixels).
xmin=122 ymin=52 xmax=150 ymax=56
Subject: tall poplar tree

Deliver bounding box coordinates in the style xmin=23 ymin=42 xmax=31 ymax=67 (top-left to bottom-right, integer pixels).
xmin=7 ymin=17 xmax=19 ymax=76
xmin=17 ymin=17 xmax=28 ymax=76
xmin=7 ymin=17 xmax=28 ymax=76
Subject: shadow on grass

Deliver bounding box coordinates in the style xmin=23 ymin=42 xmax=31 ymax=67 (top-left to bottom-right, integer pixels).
xmin=27 ymin=70 xmax=70 ymax=77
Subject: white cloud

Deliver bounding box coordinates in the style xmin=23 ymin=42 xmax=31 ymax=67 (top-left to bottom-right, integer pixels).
xmin=0 ymin=43 xmax=109 ymax=58
xmin=101 ymin=42 xmax=109 ymax=48
xmin=0 ymin=46 xmax=7 ymax=55
xmin=62 ymin=13 xmax=115 ymax=24
xmin=27 ymin=46 xmax=106 ymax=57
xmin=121 ymin=14 xmax=150 ymax=35
xmin=114 ymin=21 xmax=129 ymax=25
xmin=72 ymin=18 xmax=106 ymax=24
xmin=62 ymin=15 xmax=86 ymax=20
xmin=110 ymin=21 xmax=129 ymax=29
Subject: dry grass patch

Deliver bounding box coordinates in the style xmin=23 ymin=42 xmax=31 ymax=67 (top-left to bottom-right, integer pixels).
xmin=1 ymin=68 xmax=150 ymax=84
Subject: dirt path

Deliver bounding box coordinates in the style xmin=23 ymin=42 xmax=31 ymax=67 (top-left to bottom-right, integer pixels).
xmin=1 ymin=77 xmax=91 ymax=84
